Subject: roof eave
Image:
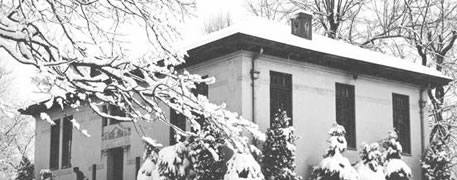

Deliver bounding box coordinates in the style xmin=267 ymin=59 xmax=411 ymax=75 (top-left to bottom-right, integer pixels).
xmin=185 ymin=33 xmax=452 ymax=87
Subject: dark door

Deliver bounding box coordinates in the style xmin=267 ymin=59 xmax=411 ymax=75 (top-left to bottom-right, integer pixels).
xmin=107 ymin=147 xmax=123 ymax=180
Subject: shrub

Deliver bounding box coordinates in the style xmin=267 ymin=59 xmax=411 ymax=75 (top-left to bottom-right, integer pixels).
xmin=382 ymin=131 xmax=411 ymax=180
xmin=355 ymin=143 xmax=385 ymax=180
xmin=310 ymin=124 xmax=358 ymax=180
xmin=15 ymin=156 xmax=34 ymax=180
xmin=261 ymin=109 xmax=300 ymax=180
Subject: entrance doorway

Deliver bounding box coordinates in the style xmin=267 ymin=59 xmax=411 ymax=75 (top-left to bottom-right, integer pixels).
xmin=107 ymin=147 xmax=124 ymax=180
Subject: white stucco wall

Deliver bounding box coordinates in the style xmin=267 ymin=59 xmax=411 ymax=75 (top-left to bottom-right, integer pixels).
xmin=238 ymin=51 xmax=425 ymax=179
xmin=33 ymin=52 xmax=246 ymax=180
xmin=186 ymin=52 xmax=245 ymax=114
xmin=33 ymin=104 xmax=170 ymax=180
xmin=187 ymin=50 xmax=426 ymax=179
xmin=33 ymin=49 xmax=429 ymax=180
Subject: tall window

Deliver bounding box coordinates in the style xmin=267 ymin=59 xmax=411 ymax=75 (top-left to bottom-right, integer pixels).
xmin=335 ymin=83 xmax=356 ymax=149
xmin=50 ymin=119 xmax=60 ymax=170
xmin=170 ymin=110 xmax=186 ymax=145
xmin=392 ymin=93 xmax=411 ymax=154
xmin=50 ymin=116 xmax=74 ymax=170
xmin=191 ymin=75 xmax=209 ymax=131
xmin=102 ymin=104 xmax=126 ymax=126
xmin=270 ymin=71 xmax=292 ymax=126
xmin=170 ymin=76 xmax=209 ymax=144
xmin=61 ymin=116 xmax=73 ymax=168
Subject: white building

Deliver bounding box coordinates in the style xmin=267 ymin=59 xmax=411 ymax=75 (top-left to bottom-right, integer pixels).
xmin=21 ymin=13 xmax=451 ymax=180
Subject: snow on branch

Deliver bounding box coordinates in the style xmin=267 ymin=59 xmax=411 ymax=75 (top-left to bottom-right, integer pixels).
xmin=5 ymin=0 xmax=262 ymax=155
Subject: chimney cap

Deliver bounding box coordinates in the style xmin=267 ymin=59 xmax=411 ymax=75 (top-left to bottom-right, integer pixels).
xmin=290 ymin=10 xmax=313 ymax=40
xmin=290 ymin=10 xmax=313 ymax=19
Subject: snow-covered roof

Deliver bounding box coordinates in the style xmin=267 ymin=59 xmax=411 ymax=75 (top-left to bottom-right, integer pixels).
xmin=183 ymin=17 xmax=451 ymax=85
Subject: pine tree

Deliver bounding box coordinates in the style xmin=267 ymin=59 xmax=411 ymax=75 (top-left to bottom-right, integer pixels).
xmin=187 ymin=121 xmax=226 ymax=180
xmin=224 ymin=153 xmax=264 ymax=180
xmin=261 ymin=110 xmax=300 ymax=180
xmin=382 ymin=131 xmax=411 ymax=180
xmin=355 ymin=143 xmax=385 ymax=180
xmin=311 ymin=124 xmax=358 ymax=180
xmin=422 ymin=140 xmax=452 ymax=180
xmin=157 ymin=142 xmax=190 ymax=180
xmin=137 ymin=137 xmax=162 ymax=180
xmin=15 ymin=156 xmax=34 ymax=180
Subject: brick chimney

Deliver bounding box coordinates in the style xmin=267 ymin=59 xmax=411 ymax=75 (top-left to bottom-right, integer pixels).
xmin=291 ymin=12 xmax=313 ymax=40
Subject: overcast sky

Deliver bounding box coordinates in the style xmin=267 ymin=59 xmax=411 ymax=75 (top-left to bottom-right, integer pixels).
xmin=5 ymin=0 xmax=252 ymax=104
xmin=183 ymin=0 xmax=250 ymax=38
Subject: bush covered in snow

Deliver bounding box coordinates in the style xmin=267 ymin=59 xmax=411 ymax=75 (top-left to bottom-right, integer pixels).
xmin=382 ymin=131 xmax=411 ymax=180
xmin=15 ymin=156 xmax=34 ymax=180
xmin=261 ymin=110 xmax=301 ymax=180
xmin=311 ymin=124 xmax=359 ymax=180
xmin=187 ymin=121 xmax=226 ymax=180
xmin=137 ymin=120 xmax=265 ymax=180
xmin=355 ymin=143 xmax=385 ymax=180
xmin=158 ymin=142 xmax=190 ymax=180
xmin=39 ymin=169 xmax=54 ymax=180
xmin=422 ymin=140 xmax=453 ymax=180
xmin=224 ymin=153 xmax=264 ymax=180
xmin=137 ymin=137 xmax=162 ymax=180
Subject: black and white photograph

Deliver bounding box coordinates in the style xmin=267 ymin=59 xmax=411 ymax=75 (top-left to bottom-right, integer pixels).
xmin=0 ymin=0 xmax=456 ymax=180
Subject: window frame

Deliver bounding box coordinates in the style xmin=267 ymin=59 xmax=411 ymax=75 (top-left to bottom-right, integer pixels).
xmin=392 ymin=93 xmax=411 ymax=155
xmin=190 ymin=75 xmax=209 ymax=132
xmin=61 ymin=116 xmax=73 ymax=169
xmin=270 ymin=71 xmax=293 ymax=127
xmin=169 ymin=109 xmax=186 ymax=145
xmin=169 ymin=75 xmax=210 ymax=143
xmin=49 ymin=119 xmax=61 ymax=170
xmin=335 ymin=83 xmax=356 ymax=150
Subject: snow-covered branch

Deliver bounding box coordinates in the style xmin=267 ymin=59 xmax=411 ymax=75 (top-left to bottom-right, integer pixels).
xmin=3 ymin=0 xmax=263 ymax=156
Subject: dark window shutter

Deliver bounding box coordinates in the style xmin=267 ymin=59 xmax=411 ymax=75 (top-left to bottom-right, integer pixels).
xmin=102 ymin=105 xmax=108 ymax=127
xmin=336 ymin=83 xmax=356 ymax=149
xmin=191 ymin=75 xmax=209 ymax=132
xmin=50 ymin=119 xmax=60 ymax=169
xmin=170 ymin=109 xmax=186 ymax=145
xmin=135 ymin=157 xmax=141 ymax=179
xmin=92 ymin=164 xmax=97 ymax=180
xmin=270 ymin=71 xmax=292 ymax=126
xmin=61 ymin=116 xmax=73 ymax=168
xmin=393 ymin=93 xmax=411 ymax=154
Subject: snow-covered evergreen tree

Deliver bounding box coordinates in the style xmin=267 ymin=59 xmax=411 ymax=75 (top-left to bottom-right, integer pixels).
xmin=382 ymin=131 xmax=411 ymax=180
xmin=311 ymin=124 xmax=358 ymax=180
xmin=261 ymin=110 xmax=300 ymax=180
xmin=187 ymin=121 xmax=226 ymax=180
xmin=224 ymin=153 xmax=264 ymax=180
xmin=355 ymin=143 xmax=385 ymax=180
xmin=137 ymin=137 xmax=162 ymax=180
xmin=422 ymin=140 xmax=452 ymax=180
xmin=157 ymin=142 xmax=190 ymax=180
xmin=14 ymin=156 xmax=34 ymax=180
